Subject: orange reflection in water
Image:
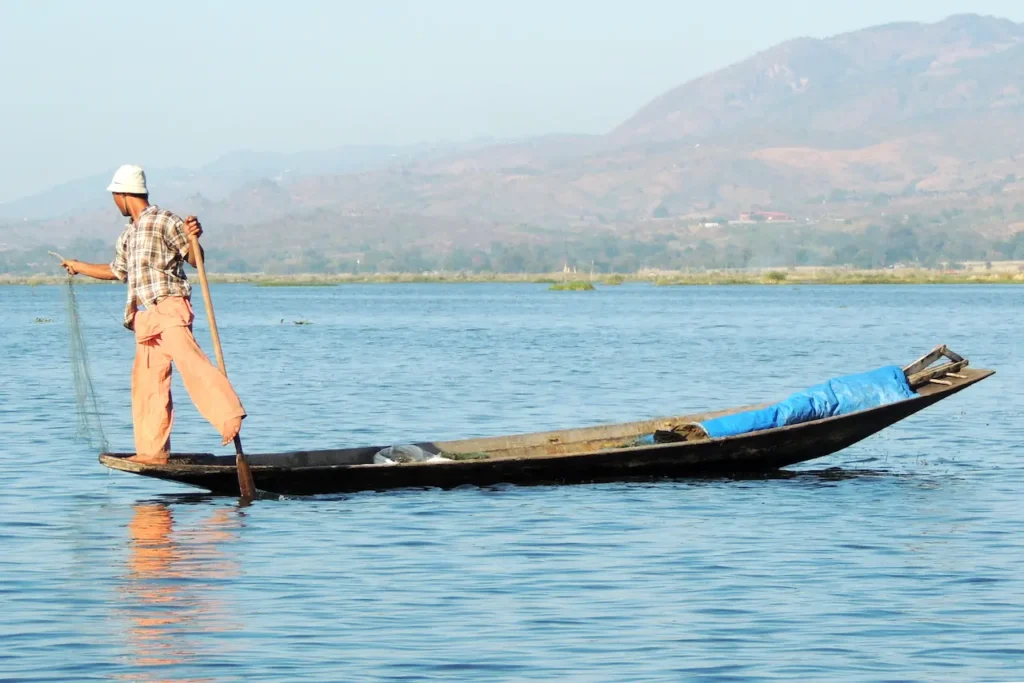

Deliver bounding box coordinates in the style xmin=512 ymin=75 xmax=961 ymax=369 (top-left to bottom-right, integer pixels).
xmin=117 ymin=503 xmax=241 ymax=682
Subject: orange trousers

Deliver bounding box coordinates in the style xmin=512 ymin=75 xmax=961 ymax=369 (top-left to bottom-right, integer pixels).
xmin=131 ymin=297 xmax=246 ymax=457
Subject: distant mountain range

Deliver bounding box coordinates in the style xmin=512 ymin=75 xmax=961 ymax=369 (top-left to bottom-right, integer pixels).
xmin=0 ymin=141 xmax=492 ymax=221
xmin=614 ymin=13 xmax=1024 ymax=143
xmin=4 ymin=13 xmax=1023 ymax=271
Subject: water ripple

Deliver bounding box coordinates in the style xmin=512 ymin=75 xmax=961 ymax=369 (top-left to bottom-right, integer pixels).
xmin=0 ymin=283 xmax=1022 ymax=681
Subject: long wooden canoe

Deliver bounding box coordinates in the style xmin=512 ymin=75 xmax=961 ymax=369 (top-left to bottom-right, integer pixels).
xmin=99 ymin=346 xmax=993 ymax=496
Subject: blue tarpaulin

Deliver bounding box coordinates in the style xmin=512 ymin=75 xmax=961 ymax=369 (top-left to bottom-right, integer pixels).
xmin=698 ymin=365 xmax=916 ymax=439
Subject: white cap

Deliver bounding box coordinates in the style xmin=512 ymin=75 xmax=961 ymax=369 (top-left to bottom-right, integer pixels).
xmin=107 ymin=164 xmax=148 ymax=194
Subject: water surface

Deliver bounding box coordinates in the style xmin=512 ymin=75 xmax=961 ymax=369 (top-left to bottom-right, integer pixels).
xmin=1 ymin=283 xmax=1021 ymax=681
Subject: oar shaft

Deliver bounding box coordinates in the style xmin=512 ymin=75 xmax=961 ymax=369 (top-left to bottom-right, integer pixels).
xmin=188 ymin=234 xmax=256 ymax=500
xmin=189 ymin=237 xmax=227 ymax=374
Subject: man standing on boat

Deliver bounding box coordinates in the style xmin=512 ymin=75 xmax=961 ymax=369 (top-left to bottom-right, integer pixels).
xmin=59 ymin=165 xmax=245 ymax=464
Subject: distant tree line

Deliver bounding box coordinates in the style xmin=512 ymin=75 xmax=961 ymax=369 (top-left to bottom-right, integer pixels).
xmin=4 ymin=221 xmax=1024 ymax=276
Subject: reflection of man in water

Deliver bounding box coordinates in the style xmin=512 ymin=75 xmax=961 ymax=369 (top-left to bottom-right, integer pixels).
xmin=123 ymin=504 xmax=239 ymax=677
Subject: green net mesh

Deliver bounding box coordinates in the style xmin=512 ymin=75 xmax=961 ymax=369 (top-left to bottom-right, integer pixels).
xmin=60 ymin=275 xmax=109 ymax=452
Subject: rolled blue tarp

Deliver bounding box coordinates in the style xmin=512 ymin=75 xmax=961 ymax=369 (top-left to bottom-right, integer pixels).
xmin=699 ymin=365 xmax=916 ymax=439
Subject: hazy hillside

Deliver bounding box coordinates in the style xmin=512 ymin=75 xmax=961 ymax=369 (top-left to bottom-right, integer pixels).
xmin=3 ymin=14 xmax=1024 ymax=274
xmin=260 ymin=13 xmax=1024 ymax=226
xmin=613 ymin=14 xmax=1024 ymax=143
xmin=0 ymin=141 xmax=487 ymax=221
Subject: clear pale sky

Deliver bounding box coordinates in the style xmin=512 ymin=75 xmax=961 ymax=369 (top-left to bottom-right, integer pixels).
xmin=1 ymin=0 xmax=1022 ymax=203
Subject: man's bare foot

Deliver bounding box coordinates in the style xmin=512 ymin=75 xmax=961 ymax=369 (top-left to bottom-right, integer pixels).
xmin=221 ymin=416 xmax=243 ymax=446
xmin=128 ymin=453 xmax=170 ymax=465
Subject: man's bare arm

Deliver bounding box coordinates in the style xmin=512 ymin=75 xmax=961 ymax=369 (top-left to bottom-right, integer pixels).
xmin=182 ymin=216 xmax=204 ymax=268
xmin=62 ymin=261 xmax=119 ymax=281
xmin=184 ymin=241 xmax=203 ymax=269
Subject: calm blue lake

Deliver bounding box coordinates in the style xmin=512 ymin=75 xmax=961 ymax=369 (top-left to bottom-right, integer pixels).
xmin=1 ymin=282 xmax=1021 ymax=681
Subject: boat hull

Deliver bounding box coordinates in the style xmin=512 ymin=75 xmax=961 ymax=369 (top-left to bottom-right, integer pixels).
xmin=99 ymin=367 xmax=994 ymax=496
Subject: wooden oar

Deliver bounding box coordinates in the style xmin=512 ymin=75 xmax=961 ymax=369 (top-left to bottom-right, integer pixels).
xmin=187 ymin=229 xmax=257 ymax=500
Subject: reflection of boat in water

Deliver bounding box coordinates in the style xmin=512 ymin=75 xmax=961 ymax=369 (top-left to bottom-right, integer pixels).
xmin=118 ymin=503 xmax=240 ymax=680
xmin=99 ymin=346 xmax=993 ymax=496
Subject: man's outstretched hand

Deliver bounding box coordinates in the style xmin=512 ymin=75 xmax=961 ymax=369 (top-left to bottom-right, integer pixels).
xmin=59 ymin=260 xmax=118 ymax=281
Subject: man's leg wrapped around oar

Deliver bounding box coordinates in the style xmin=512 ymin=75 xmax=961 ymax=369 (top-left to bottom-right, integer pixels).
xmin=130 ymin=296 xmax=246 ymax=464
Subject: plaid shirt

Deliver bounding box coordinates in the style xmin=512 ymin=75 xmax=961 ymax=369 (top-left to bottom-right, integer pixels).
xmin=110 ymin=205 xmax=193 ymax=330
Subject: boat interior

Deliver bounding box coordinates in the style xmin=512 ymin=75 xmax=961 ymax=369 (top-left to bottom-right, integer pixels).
xmin=101 ymin=345 xmax=983 ymax=471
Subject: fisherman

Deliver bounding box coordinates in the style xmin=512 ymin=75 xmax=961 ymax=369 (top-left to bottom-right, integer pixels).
xmin=60 ymin=165 xmax=245 ymax=464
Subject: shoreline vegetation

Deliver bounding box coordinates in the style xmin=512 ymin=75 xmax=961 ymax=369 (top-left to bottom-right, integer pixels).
xmin=3 ymin=267 xmax=1024 ymax=287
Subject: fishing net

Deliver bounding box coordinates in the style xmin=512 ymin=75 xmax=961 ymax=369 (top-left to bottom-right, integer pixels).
xmin=51 ymin=252 xmax=109 ymax=451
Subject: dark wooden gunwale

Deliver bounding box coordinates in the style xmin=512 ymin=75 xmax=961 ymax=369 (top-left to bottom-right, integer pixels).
xmin=99 ymin=366 xmax=994 ymax=496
